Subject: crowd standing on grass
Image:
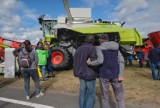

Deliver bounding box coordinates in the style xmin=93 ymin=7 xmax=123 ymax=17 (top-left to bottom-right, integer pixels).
xmin=12 ymin=36 xmax=160 ymax=106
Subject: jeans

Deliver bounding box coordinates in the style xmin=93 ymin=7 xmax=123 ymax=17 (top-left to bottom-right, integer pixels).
xmin=79 ymin=79 xmax=96 ymax=108
xmin=139 ymin=60 xmax=144 ymax=68
xmin=46 ymin=62 xmax=54 ymax=75
xmin=150 ymin=61 xmax=160 ymax=80
xmin=39 ymin=65 xmax=46 ymax=80
xmin=21 ymin=69 xmax=40 ymax=96
xmin=99 ymin=77 xmax=125 ymax=108
xmin=128 ymin=59 xmax=132 ymax=66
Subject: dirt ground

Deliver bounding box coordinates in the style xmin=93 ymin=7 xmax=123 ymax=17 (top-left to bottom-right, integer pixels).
xmin=0 ymin=61 xmax=160 ymax=107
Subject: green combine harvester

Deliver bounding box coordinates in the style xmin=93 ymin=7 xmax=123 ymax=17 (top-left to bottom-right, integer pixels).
xmin=38 ymin=0 xmax=142 ymax=70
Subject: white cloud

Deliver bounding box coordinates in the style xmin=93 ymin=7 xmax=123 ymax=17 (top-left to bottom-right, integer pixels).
xmin=0 ymin=0 xmax=42 ymax=44
xmin=81 ymin=0 xmax=160 ymax=38
xmin=115 ymin=0 xmax=148 ymax=19
xmin=23 ymin=9 xmax=39 ymax=20
xmin=0 ymin=0 xmax=22 ymax=32
xmin=1 ymin=27 xmax=42 ymax=45
xmin=111 ymin=0 xmax=160 ymax=38
xmin=81 ymin=0 xmax=111 ymax=7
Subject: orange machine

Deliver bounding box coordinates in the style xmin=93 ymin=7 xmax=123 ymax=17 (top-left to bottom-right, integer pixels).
xmin=148 ymin=31 xmax=160 ymax=46
xmin=134 ymin=38 xmax=153 ymax=56
xmin=0 ymin=37 xmax=22 ymax=62
xmin=134 ymin=31 xmax=160 ymax=57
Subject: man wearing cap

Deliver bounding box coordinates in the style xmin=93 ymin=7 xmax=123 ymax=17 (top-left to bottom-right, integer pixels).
xmin=148 ymin=44 xmax=160 ymax=80
xmin=87 ymin=34 xmax=125 ymax=108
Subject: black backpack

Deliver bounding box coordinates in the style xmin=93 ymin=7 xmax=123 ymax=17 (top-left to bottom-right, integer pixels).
xmin=20 ymin=51 xmax=31 ymax=68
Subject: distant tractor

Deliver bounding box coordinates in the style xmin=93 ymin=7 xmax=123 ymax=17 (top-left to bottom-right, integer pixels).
xmin=38 ymin=0 xmax=143 ymax=70
xmin=134 ymin=31 xmax=160 ymax=61
xmin=134 ymin=38 xmax=153 ymax=56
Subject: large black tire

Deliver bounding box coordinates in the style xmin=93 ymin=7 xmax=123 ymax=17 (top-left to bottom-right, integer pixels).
xmin=50 ymin=46 xmax=72 ymax=70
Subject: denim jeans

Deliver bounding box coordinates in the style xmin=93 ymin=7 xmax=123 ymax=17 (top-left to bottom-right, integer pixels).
xmin=150 ymin=61 xmax=160 ymax=80
xmin=21 ymin=69 xmax=40 ymax=96
xmin=99 ymin=77 xmax=125 ymax=108
xmin=139 ymin=60 xmax=144 ymax=68
xmin=79 ymin=79 xmax=96 ymax=108
xmin=128 ymin=59 xmax=132 ymax=66
xmin=39 ymin=65 xmax=46 ymax=80
xmin=46 ymin=62 xmax=54 ymax=75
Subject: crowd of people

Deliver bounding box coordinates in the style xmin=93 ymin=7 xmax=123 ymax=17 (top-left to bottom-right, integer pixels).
xmin=125 ymin=46 xmax=160 ymax=81
xmin=12 ymin=35 xmax=160 ymax=107
xmin=73 ymin=35 xmax=160 ymax=108
xmin=13 ymin=36 xmax=125 ymax=108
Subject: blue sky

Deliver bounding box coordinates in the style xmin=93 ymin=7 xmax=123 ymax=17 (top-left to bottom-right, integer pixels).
xmin=23 ymin=0 xmax=118 ymax=20
xmin=0 ymin=0 xmax=160 ymax=44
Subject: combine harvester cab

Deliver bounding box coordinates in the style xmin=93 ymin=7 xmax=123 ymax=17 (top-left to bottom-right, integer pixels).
xmin=38 ymin=0 xmax=143 ymax=70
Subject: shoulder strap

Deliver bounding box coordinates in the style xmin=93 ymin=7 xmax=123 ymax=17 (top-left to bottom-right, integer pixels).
xmin=21 ymin=50 xmax=25 ymax=55
xmin=21 ymin=49 xmax=31 ymax=55
xmin=21 ymin=50 xmax=31 ymax=60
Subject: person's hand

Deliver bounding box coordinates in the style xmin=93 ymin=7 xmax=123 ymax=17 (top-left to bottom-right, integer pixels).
xmin=87 ymin=58 xmax=91 ymax=64
xmin=118 ymin=77 xmax=124 ymax=82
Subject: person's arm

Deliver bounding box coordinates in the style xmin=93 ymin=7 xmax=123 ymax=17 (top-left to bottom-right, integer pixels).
xmin=148 ymin=50 xmax=152 ymax=59
xmin=13 ymin=47 xmax=21 ymax=56
xmin=18 ymin=51 xmax=22 ymax=63
xmin=87 ymin=46 xmax=104 ymax=66
xmin=118 ymin=50 xmax=125 ymax=81
xmin=46 ymin=50 xmax=49 ymax=58
xmin=35 ymin=51 xmax=38 ymax=66
xmin=89 ymin=46 xmax=97 ymax=60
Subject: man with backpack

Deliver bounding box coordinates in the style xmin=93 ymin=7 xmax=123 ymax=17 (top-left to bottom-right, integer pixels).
xmin=19 ymin=40 xmax=43 ymax=100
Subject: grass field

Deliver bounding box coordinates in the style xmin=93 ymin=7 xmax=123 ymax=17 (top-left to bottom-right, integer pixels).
xmin=0 ymin=60 xmax=160 ymax=106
